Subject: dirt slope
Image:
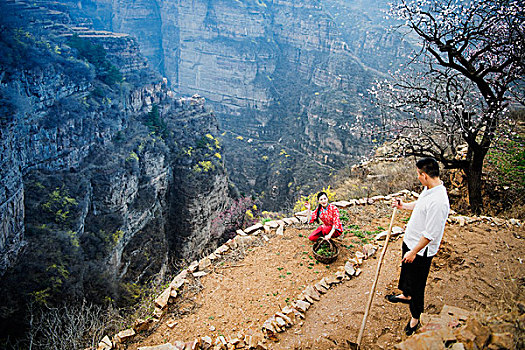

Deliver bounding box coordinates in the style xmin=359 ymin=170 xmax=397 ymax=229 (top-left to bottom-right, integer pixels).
xmin=129 ymin=204 xmax=524 ymax=349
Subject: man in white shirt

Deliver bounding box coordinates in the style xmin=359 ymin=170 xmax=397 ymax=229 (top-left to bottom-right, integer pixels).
xmin=386 ymin=157 xmax=450 ymax=336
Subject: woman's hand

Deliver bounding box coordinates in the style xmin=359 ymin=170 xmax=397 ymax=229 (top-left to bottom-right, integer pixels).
xmin=324 ymin=229 xmax=335 ymax=241
xmin=304 ymin=201 xmax=311 ymax=211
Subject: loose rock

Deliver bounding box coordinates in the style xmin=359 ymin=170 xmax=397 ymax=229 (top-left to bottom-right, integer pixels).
xmin=275 ymin=317 xmax=287 ymax=328
xmin=138 ymin=344 xmax=179 ymax=350
xmin=155 ymin=287 xmax=172 ymax=309
xmin=394 ymin=331 xmax=445 ymax=350
xmin=265 ymin=221 xmax=279 ymax=228
xmin=262 ymin=318 xmax=276 ymax=334
xmin=297 ymin=216 xmax=309 ymax=224
xmin=347 ymin=257 xmax=360 ymax=265
xmin=344 ymin=262 xmax=356 ymax=277
xmin=134 ymin=318 xmax=154 ymax=332
xmin=332 ymin=200 xmax=352 ymax=208
xmin=300 ymin=293 xmax=315 ymax=304
xmin=170 ymin=275 xmax=187 ymax=290
xmin=233 ymin=230 xmax=246 ymax=237
xmin=304 ymin=285 xmax=321 ymax=301
xmin=325 ymin=275 xmax=340 ymax=285
xmin=314 ymin=282 xmax=329 ymax=294
xmin=244 ymin=223 xmax=263 ymax=234
xmin=335 ymin=270 xmax=346 ymax=280
xmin=282 ymin=218 xmax=295 ymax=225
xmin=294 ymin=300 xmax=311 ymax=313
xmin=362 ymin=244 xmax=377 ymax=258
xmin=188 ymin=261 xmax=199 ymax=272
xmin=98 ymin=335 xmax=112 ymax=350
xmin=199 ymin=257 xmax=212 ymax=270
xmin=276 ymin=312 xmax=293 ymax=326
xmin=234 ymin=235 xmax=254 ymax=246
xmin=215 ymin=245 xmax=230 ymax=254
xmin=202 ymin=336 xmax=213 ymax=348
xmin=153 ymin=307 xmax=164 ymax=319
xmin=115 ymin=328 xmax=136 ymax=344
xmin=463 ymin=318 xmax=490 ymax=349
xmin=488 ymin=332 xmax=514 ymax=349
xmin=166 ymin=320 xmax=178 ymax=329
xmin=319 ymin=278 xmax=330 ymax=289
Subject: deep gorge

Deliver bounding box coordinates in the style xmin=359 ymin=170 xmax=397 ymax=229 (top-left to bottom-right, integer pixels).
xmin=71 ymin=0 xmax=409 ymax=209
xmin=0 ymin=0 xmax=233 ymax=342
xmin=0 ymin=0 xmax=408 ymax=346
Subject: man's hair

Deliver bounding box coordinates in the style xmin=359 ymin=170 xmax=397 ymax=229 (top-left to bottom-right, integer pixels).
xmin=416 ymin=157 xmax=440 ymax=178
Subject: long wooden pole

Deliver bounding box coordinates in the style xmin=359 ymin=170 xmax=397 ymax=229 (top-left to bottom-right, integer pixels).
xmin=356 ymin=207 xmax=397 ymax=347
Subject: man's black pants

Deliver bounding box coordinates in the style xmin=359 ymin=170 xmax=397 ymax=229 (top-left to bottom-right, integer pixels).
xmin=399 ymin=242 xmax=434 ymax=319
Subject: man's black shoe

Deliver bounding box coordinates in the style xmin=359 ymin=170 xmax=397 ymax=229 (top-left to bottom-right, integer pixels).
xmin=404 ymin=319 xmax=420 ymax=336
xmin=386 ymin=294 xmax=411 ymax=304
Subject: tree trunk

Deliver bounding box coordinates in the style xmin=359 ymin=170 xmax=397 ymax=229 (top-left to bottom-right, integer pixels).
xmin=464 ymin=150 xmax=486 ymax=215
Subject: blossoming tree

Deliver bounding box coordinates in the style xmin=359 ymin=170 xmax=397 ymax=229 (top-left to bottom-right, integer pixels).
xmin=371 ymin=0 xmax=524 ymax=213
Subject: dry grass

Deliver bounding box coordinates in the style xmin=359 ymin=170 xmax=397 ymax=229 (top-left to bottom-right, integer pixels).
xmin=331 ymin=158 xmax=421 ymax=201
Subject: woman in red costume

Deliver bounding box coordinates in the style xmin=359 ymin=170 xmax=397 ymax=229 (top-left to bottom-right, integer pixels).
xmin=304 ymin=191 xmax=343 ymax=241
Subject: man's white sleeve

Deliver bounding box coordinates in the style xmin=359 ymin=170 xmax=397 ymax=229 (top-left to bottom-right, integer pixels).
xmin=421 ymin=202 xmax=449 ymax=241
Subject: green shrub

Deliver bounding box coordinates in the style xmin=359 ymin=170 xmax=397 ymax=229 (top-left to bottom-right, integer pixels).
xmin=144 ymin=104 xmax=168 ymax=139
xmin=68 ymin=34 xmax=122 ymax=85
xmin=41 ymin=187 xmax=78 ymax=223
xmin=339 ymin=209 xmax=349 ymax=223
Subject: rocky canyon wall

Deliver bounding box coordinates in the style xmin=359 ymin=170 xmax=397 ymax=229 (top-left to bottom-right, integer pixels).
xmin=0 ymin=0 xmax=231 ymax=340
xmin=68 ymin=0 xmax=408 ymax=209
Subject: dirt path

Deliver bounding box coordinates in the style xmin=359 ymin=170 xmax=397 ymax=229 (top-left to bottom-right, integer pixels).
xmin=274 ymin=220 xmax=524 ymax=349
xmin=129 ymin=205 xmax=524 ymax=349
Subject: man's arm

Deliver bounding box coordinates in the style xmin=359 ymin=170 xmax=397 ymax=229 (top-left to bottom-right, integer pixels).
xmin=402 ymin=236 xmax=431 ymax=263
xmin=393 ymin=198 xmax=416 ymax=211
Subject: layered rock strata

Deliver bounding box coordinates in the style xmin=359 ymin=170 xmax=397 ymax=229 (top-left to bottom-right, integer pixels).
xmin=69 ymin=0 xmax=403 ymax=208
xmin=0 ymin=0 xmax=231 ymax=342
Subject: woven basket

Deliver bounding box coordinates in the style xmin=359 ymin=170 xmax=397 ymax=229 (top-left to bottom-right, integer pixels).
xmin=312 ymin=238 xmax=339 ymax=264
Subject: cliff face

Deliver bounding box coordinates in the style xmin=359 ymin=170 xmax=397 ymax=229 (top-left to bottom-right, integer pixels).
xmin=72 ymin=0 xmax=405 ymax=209
xmin=0 ymin=0 xmax=231 ymax=336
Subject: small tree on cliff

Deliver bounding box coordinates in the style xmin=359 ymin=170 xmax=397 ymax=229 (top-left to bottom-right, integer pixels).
xmin=372 ymin=0 xmax=524 ymax=213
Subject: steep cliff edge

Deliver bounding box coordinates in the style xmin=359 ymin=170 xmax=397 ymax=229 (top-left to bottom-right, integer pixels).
xmin=0 ymin=0 xmax=231 ymax=343
xmin=66 ymin=0 xmax=407 ymax=209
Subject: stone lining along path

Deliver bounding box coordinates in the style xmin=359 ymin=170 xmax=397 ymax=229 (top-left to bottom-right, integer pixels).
xmin=97 ymin=190 xmax=522 ymax=350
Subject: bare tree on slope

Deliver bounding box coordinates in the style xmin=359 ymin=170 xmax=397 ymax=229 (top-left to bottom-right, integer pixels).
xmin=371 ymin=0 xmax=524 ymax=213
